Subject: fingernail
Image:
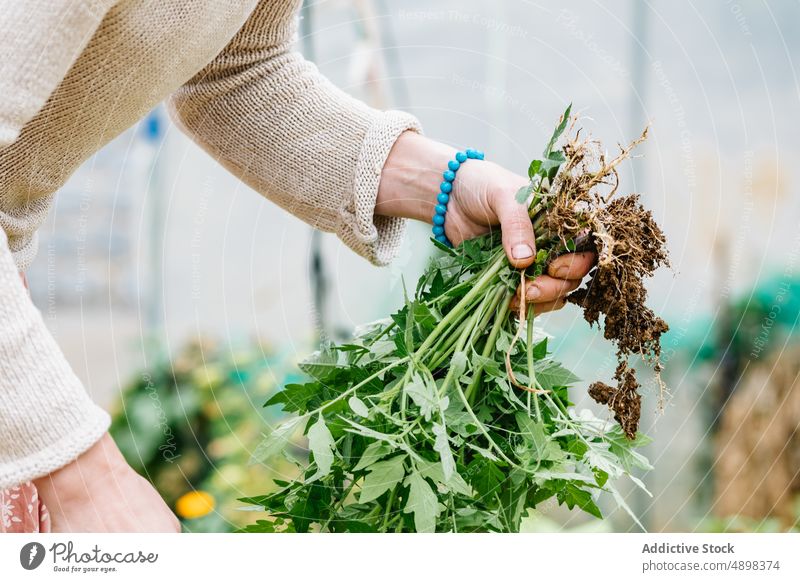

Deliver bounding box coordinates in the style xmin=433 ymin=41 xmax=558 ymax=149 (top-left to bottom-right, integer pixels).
xmin=512 ymin=244 xmax=533 ymax=260
xmin=526 ymin=284 xmax=541 ymax=301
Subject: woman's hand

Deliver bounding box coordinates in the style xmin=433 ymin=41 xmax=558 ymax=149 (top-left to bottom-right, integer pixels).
xmin=376 ymin=132 xmax=596 ymax=313
xmin=33 ymin=433 xmax=181 ymax=533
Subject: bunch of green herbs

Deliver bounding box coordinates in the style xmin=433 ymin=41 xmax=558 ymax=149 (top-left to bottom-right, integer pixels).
xmin=242 ymin=106 xmax=663 ymax=533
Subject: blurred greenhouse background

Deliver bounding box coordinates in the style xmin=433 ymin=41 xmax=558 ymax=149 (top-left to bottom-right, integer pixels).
xmin=27 ymin=0 xmax=800 ymax=532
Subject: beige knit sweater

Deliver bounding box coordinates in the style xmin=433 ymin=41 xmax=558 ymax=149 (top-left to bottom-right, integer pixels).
xmin=0 ymin=0 xmax=421 ymax=488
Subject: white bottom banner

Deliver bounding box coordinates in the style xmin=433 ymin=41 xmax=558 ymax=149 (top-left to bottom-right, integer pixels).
xmin=1 ymin=533 xmax=798 ymax=581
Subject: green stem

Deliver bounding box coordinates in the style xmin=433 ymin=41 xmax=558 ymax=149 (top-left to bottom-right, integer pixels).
xmin=526 ymin=307 xmax=542 ymax=422
xmin=453 ymin=372 xmax=522 ymax=469
xmin=465 ymin=290 xmax=512 ymax=405
xmin=436 ymin=302 xmax=485 ymax=398
xmin=321 ymin=479 xmax=357 ymax=532
xmin=299 ymin=357 xmax=410 ymax=422
xmin=381 ymin=487 xmax=397 ymax=532
xmin=428 ymin=284 xmax=504 ymax=372
xmin=414 ymin=250 xmax=506 ymax=357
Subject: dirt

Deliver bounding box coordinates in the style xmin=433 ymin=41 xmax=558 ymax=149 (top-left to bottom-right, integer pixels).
xmin=542 ymin=127 xmax=670 ymax=439
xmin=588 ymin=362 xmax=643 ymax=440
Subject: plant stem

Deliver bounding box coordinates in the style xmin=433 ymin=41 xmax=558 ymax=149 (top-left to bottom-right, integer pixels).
xmin=381 ymin=487 xmax=397 ymax=532
xmin=526 ymin=307 xmax=541 ymax=422
xmin=414 ymin=250 xmax=506 ymax=356
xmin=436 ymin=304 xmax=485 ymax=398
xmin=465 ymin=290 xmax=512 ymax=405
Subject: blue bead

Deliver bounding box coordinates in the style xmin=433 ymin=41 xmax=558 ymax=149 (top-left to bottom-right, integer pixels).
xmin=448 ymin=160 xmax=460 ymax=171
xmin=437 ymin=192 xmax=450 ymax=204
xmin=466 ymin=148 xmax=477 ymax=159
xmin=456 ymin=151 xmax=467 ymax=163
xmin=440 ymin=181 xmax=452 ymax=194
xmin=432 ymin=225 xmax=445 ymax=235
xmin=432 ymin=214 xmax=445 ymax=226
xmin=435 ymin=204 xmax=447 ymax=215
xmin=443 ymin=170 xmax=456 ymax=182
xmin=435 ymin=234 xmax=449 ymax=244
xmin=475 ymin=150 xmax=485 ymax=160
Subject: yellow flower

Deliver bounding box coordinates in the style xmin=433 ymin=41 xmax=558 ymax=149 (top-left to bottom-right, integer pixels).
xmin=175 ymin=491 xmax=215 ymax=519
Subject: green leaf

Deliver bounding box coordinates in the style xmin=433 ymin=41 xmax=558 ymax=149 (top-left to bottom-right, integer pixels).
xmin=298 ymin=343 xmax=347 ymax=382
xmin=353 ymin=440 xmax=394 ymax=471
xmin=411 ymin=301 xmax=438 ymax=335
xmin=466 ymin=443 xmax=499 ymax=462
xmin=287 ymin=481 xmax=331 ymax=532
xmin=417 ymin=459 xmax=473 ymax=496
xmin=404 ymin=471 xmax=440 ymax=533
xmin=585 ymin=442 xmax=623 ymax=478
xmin=251 ymin=416 xmax=307 ymax=465
xmin=560 ymin=483 xmax=602 ymax=519
xmin=534 ymin=359 xmax=580 ymax=391
xmin=544 ymin=103 xmax=572 ymax=156
xmin=608 ymin=483 xmax=645 ymax=531
xmin=264 ymin=382 xmax=318 ymax=413
xmin=348 ymin=395 xmax=369 ymax=417
xmin=359 ymin=454 xmax=406 ymax=503
xmin=516 ymin=183 xmax=534 ymax=203
xmin=516 ymin=413 xmax=565 ymax=462
xmin=404 ymin=373 xmax=438 ymax=421
xmin=306 ymin=414 xmax=336 ymax=482
xmin=466 ymin=458 xmax=505 ymax=498
xmin=432 ymin=422 xmax=455 ymax=481
xmin=528 ymin=160 xmax=543 ymax=180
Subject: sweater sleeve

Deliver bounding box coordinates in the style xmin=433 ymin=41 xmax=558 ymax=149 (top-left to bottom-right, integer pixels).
xmin=167 ymin=0 xmax=421 ymax=266
xmin=0 ymin=229 xmax=110 ymax=489
xmin=0 ymin=0 xmax=119 ymax=149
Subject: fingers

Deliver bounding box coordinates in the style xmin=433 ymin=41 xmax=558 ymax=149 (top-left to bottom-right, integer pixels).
xmin=509 ymin=297 xmax=566 ymax=314
xmin=547 ymin=251 xmax=596 ymax=280
xmin=524 ymin=275 xmax=581 ymax=304
xmin=494 ymin=193 xmax=536 ymax=269
xmin=508 ymin=276 xmax=579 ymax=311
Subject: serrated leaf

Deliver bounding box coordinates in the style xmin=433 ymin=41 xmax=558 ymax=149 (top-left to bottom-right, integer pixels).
xmin=466 ymin=457 xmax=505 ymax=498
xmin=560 ymin=483 xmax=602 ymax=519
xmin=516 ymin=413 xmax=565 ymax=462
xmin=348 ymin=395 xmax=369 ymax=417
xmin=466 ymin=443 xmax=499 ymax=462
xmin=251 ymin=416 xmax=308 ymax=465
xmin=432 ymin=422 xmax=455 ymax=481
xmin=404 ymin=471 xmax=440 ymax=533
xmin=359 ymin=454 xmax=406 ymax=503
xmin=585 ymin=442 xmax=624 ymax=478
xmin=354 ymin=440 xmax=394 ymax=471
xmin=417 ymin=459 xmax=472 ymax=496
xmin=405 ymin=373 xmax=438 ymax=421
xmin=298 ymin=343 xmax=347 ymax=382
xmin=544 ymin=103 xmax=572 ymax=156
xmin=306 ymin=414 xmax=336 ymax=482
xmin=608 ymin=483 xmax=645 ymax=531
xmin=534 ymin=359 xmax=580 ymax=391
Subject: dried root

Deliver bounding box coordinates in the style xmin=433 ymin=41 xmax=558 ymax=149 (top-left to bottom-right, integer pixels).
xmin=543 ymin=127 xmax=669 ymax=438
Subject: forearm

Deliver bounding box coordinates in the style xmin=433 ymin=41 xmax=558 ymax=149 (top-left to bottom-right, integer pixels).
xmin=0 ymin=229 xmax=109 ymax=489
xmin=375 ymin=132 xmax=458 ymax=223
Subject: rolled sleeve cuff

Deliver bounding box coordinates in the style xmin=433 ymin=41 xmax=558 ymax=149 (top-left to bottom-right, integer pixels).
xmin=337 ymin=110 xmax=423 ymax=266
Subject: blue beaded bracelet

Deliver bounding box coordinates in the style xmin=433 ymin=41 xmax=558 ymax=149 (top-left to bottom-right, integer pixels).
xmin=432 ymin=148 xmax=484 ymax=246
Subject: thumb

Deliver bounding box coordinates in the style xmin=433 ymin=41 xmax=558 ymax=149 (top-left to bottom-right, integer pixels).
xmin=495 ymin=193 xmax=536 ymax=269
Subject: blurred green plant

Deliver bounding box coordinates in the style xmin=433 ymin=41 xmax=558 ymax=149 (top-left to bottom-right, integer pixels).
xmin=109 ymin=336 xmax=298 ymax=532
